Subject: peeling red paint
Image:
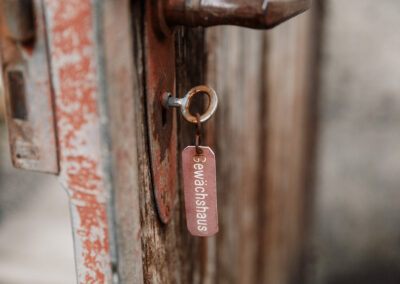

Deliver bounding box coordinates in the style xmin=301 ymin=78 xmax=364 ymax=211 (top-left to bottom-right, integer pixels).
xmin=66 ymin=156 xmax=102 ymax=190
xmin=44 ymin=1 xmax=112 ymax=283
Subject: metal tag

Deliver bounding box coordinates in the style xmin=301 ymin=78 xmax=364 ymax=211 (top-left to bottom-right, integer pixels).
xmin=182 ymin=146 xmax=218 ymax=237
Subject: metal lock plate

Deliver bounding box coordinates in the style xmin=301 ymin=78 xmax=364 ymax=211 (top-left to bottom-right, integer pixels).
xmin=0 ymin=0 xmax=59 ymax=173
xmin=144 ymin=0 xmax=177 ymax=223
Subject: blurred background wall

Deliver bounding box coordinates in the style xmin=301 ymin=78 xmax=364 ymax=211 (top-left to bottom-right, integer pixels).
xmin=0 ymin=0 xmax=399 ymax=283
xmin=0 ymin=76 xmax=75 ymax=282
xmin=309 ymin=0 xmax=400 ymax=283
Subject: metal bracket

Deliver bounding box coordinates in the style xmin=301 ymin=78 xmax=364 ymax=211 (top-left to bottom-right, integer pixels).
xmin=0 ymin=0 xmax=59 ymax=173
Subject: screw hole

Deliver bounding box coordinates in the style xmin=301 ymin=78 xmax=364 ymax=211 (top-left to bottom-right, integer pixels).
xmin=8 ymin=71 xmax=28 ymax=120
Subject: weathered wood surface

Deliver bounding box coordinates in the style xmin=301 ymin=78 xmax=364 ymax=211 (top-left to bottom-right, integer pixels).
xmin=204 ymin=11 xmax=316 ymax=284
xmin=111 ymin=2 xmax=208 ymax=283
xmin=206 ymin=26 xmax=265 ymax=284
xmin=108 ymin=2 xmax=317 ymax=283
xmin=260 ymin=13 xmax=313 ymax=284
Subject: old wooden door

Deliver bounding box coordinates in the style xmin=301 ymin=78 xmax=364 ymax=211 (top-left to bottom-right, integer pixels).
xmin=0 ymin=0 xmax=321 ymax=283
xmin=108 ymin=1 xmax=320 ymax=283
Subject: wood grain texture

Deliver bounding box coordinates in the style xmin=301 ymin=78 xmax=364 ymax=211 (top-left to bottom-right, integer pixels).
xmin=261 ymin=12 xmax=313 ymax=284
xmin=205 ymin=26 xmax=265 ymax=284
xmin=205 ymin=9 xmax=315 ymax=284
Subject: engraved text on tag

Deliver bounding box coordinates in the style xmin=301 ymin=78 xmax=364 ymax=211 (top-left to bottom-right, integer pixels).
xmin=182 ymin=146 xmax=218 ymax=237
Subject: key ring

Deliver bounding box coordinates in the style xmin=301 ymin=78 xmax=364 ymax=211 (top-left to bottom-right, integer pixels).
xmin=163 ymin=85 xmax=218 ymax=123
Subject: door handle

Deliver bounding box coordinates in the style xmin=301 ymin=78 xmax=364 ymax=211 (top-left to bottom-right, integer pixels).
xmin=155 ymin=0 xmax=311 ymax=35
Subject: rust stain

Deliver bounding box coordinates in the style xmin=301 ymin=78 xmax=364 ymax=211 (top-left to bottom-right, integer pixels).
xmin=45 ymin=0 xmax=112 ymax=283
xmin=145 ymin=0 xmax=177 ymax=223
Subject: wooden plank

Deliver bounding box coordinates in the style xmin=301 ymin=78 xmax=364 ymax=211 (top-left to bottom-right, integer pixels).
xmin=175 ymin=27 xmax=210 ymax=284
xmin=204 ymin=9 xmax=316 ymax=284
xmin=205 ymin=26 xmax=265 ymax=284
xmin=260 ymin=12 xmax=313 ymax=284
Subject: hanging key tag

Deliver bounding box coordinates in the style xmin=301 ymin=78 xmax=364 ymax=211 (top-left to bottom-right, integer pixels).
xmin=164 ymin=86 xmax=218 ymax=237
xmin=182 ymin=145 xmax=218 ymax=236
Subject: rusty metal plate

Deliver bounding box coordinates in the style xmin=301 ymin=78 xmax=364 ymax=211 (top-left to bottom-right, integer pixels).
xmin=0 ymin=0 xmax=59 ymax=173
xmin=144 ymin=0 xmax=177 ymax=223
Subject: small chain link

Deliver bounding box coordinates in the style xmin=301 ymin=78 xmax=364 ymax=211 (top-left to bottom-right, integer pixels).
xmin=195 ymin=113 xmax=203 ymax=155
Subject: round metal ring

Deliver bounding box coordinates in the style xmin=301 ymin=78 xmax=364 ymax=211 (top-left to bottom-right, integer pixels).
xmin=180 ymin=85 xmax=218 ymax=123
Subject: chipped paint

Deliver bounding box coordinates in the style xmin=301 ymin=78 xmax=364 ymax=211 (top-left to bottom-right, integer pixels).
xmin=44 ymin=0 xmax=112 ymax=283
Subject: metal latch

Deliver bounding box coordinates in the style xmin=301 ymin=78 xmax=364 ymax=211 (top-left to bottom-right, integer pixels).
xmin=0 ymin=0 xmax=59 ymax=173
